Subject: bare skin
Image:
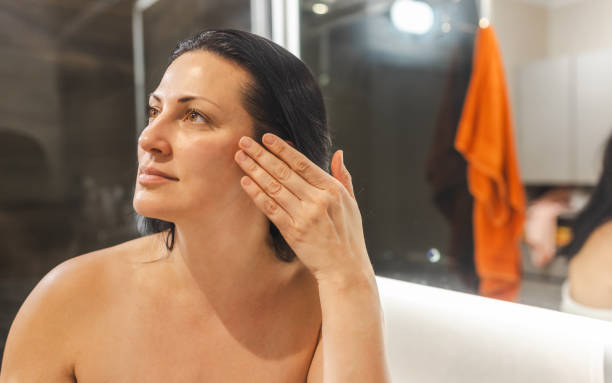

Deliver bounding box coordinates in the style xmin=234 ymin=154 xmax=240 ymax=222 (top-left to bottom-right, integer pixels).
xmin=0 ymin=49 xmax=389 ymax=382
xmin=568 ymin=220 xmax=612 ymax=309
xmin=0 ymin=233 xmax=322 ymax=382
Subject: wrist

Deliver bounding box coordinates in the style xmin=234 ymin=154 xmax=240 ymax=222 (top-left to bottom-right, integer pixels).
xmin=314 ymin=265 xmax=376 ymax=291
xmin=315 ymin=267 xmax=384 ymax=321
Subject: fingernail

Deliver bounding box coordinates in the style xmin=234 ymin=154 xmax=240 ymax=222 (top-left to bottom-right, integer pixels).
xmin=239 ymin=136 xmax=252 ymax=148
xmin=237 ymin=150 xmax=248 ymax=161
xmin=241 ymin=176 xmax=251 ymax=186
xmin=263 ymin=134 xmax=276 ymax=145
xmin=340 ymin=150 xmax=346 ymax=167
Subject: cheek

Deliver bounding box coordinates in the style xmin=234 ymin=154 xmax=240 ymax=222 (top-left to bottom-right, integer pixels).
xmin=180 ymin=137 xmax=242 ymax=189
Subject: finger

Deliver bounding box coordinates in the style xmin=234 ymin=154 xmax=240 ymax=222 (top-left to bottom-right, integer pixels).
xmin=234 ymin=149 xmax=302 ymax=216
xmin=238 ymin=136 xmax=320 ymax=200
xmin=239 ymin=175 xmax=294 ymax=229
xmin=331 ymin=150 xmax=355 ymax=199
xmin=258 ymin=133 xmax=333 ymax=190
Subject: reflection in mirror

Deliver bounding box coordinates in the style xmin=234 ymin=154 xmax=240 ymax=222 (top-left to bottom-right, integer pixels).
xmin=301 ymin=0 xmax=612 ymax=316
xmin=495 ymin=0 xmax=612 ymax=317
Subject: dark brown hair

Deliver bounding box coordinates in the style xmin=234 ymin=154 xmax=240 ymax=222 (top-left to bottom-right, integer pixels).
xmin=560 ymin=131 xmax=612 ymax=258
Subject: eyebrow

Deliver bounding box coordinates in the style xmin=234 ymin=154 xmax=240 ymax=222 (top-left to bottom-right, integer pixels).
xmin=149 ymin=93 xmax=221 ymax=110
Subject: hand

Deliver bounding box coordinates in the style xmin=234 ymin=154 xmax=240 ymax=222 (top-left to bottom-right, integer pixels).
xmin=234 ymin=133 xmax=374 ymax=283
xmin=528 ymin=245 xmax=556 ymax=268
xmin=525 ymin=199 xmax=567 ymax=268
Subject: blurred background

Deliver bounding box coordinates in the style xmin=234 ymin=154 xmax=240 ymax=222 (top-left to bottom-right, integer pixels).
xmin=2 ymin=0 xmax=612 ymax=359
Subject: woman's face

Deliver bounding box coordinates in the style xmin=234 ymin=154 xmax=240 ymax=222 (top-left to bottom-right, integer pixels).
xmin=133 ymin=50 xmax=254 ymax=223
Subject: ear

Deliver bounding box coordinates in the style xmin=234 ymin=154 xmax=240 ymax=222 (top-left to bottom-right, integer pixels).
xmin=331 ymin=150 xmax=355 ymax=199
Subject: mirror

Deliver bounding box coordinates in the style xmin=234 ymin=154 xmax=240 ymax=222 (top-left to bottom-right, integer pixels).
xmin=298 ymin=0 xmax=612 ymax=315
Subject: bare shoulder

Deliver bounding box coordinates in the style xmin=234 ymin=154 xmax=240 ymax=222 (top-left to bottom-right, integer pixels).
xmin=580 ymin=220 xmax=612 ymax=254
xmin=592 ymin=220 xmax=612 ymax=237
xmin=571 ymin=220 xmax=612 ymax=282
xmin=0 ymin=234 xmax=160 ymax=383
xmin=21 ymin=233 xmax=160 ymax=306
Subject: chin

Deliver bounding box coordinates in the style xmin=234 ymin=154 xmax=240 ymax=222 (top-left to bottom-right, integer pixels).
xmin=132 ymin=190 xmax=177 ymax=223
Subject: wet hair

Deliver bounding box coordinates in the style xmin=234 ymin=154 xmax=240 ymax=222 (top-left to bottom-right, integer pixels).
xmin=136 ymin=29 xmax=332 ymax=262
xmin=560 ymin=131 xmax=612 ymax=258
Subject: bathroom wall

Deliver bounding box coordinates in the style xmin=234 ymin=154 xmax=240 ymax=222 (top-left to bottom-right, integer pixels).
xmin=494 ymin=0 xmax=612 ymax=185
xmin=491 ymin=0 xmax=548 ymax=128
xmin=548 ymin=0 xmax=612 ymax=57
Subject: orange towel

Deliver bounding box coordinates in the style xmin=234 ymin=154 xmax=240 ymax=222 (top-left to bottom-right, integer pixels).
xmin=455 ymin=26 xmax=526 ymax=302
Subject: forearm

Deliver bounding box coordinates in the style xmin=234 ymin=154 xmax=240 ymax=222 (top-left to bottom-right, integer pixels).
xmin=316 ymin=270 xmax=391 ymax=383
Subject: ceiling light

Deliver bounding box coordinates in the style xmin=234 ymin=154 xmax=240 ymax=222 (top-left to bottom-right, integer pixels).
xmin=390 ymin=0 xmax=435 ymax=35
xmin=312 ymin=3 xmax=329 ymax=15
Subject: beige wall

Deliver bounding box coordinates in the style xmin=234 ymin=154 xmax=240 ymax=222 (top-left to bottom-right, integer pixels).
xmin=494 ymin=0 xmax=612 ymax=89
xmin=492 ymin=0 xmax=612 ymax=185
xmin=491 ymin=0 xmax=548 ymax=139
xmin=548 ymin=0 xmax=612 ymax=57
xmin=492 ymin=0 xmax=612 ymax=144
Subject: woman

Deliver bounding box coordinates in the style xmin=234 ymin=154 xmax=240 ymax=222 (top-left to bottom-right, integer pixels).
xmin=0 ymin=30 xmax=391 ymax=382
xmin=559 ymin=132 xmax=612 ymax=321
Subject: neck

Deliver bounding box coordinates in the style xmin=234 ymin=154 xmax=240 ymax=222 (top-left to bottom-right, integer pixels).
xmin=165 ymin=198 xmax=301 ymax=304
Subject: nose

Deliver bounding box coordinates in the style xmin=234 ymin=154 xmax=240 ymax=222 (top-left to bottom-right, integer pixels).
xmin=138 ymin=120 xmax=172 ymax=157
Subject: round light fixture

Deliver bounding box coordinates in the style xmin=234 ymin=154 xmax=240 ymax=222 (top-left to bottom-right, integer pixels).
xmin=390 ymin=0 xmax=435 ymax=35
xmin=427 ymin=248 xmax=441 ymax=263
xmin=312 ymin=3 xmax=329 ymax=15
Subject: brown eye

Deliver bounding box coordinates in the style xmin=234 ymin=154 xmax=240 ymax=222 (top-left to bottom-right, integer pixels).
xmin=185 ymin=109 xmax=207 ymax=123
xmin=148 ymin=107 xmax=159 ymax=119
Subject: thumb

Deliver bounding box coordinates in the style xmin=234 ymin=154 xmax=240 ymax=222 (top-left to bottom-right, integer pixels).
xmin=331 ymin=150 xmax=355 ymax=199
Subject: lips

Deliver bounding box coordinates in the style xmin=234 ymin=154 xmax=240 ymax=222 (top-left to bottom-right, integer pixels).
xmin=138 ymin=166 xmax=179 ymax=184
xmin=140 ymin=166 xmax=178 ymax=180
